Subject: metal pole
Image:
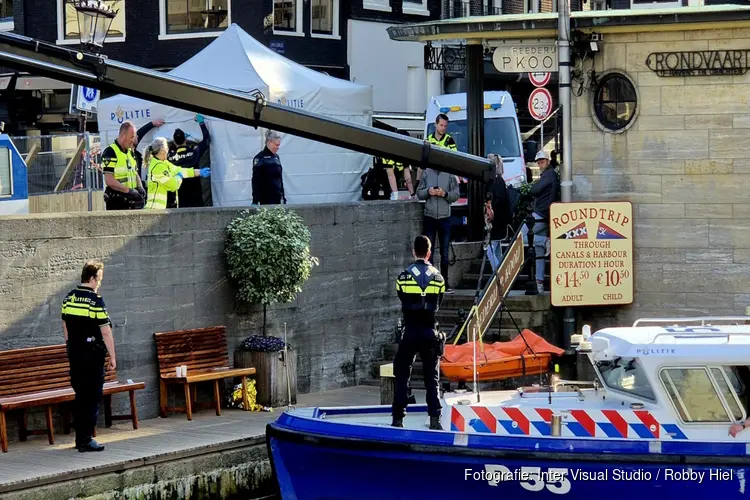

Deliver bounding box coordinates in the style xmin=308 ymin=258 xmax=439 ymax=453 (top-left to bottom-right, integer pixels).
xmin=558 ymin=0 xmax=572 ymax=203
xmin=540 ymin=120 xmax=544 ymax=153
xmin=84 ymin=129 xmax=92 ymax=212
xmin=558 ymin=0 xmax=575 ymax=350
xmin=283 ymin=322 xmax=293 ymax=411
xmin=466 ymin=43 xmax=486 ymax=242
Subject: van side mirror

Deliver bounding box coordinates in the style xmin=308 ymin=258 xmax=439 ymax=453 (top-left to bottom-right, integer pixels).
xmin=523 ymin=140 xmax=537 ymax=163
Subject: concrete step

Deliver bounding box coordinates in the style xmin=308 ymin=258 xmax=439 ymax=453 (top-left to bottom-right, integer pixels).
xmin=439 ymin=289 xmax=551 ymax=311
xmin=435 ymin=309 xmax=545 ymax=330
xmin=468 ymin=258 xmax=550 ymax=275
xmin=460 ymin=274 xmax=551 ymax=292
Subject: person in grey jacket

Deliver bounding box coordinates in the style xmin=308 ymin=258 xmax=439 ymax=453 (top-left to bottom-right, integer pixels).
xmin=416 ymin=167 xmax=460 ymax=293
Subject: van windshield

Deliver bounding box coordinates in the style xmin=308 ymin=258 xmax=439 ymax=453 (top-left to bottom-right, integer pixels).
xmin=426 ymin=117 xmax=521 ymax=158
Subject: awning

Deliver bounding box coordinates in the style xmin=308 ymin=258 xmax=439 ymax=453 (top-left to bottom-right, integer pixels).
xmin=387 ymin=5 xmax=750 ymax=43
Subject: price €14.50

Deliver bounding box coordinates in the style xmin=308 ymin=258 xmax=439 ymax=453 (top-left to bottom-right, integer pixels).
xmin=555 ymin=270 xmax=629 ymax=288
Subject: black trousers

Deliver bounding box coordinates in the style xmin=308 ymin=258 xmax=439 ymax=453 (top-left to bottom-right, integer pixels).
xmin=392 ymin=327 xmax=442 ymax=418
xmin=424 ymin=216 xmax=451 ymax=287
xmin=67 ymin=347 xmax=105 ymax=447
xmin=177 ymin=177 xmax=204 ymax=207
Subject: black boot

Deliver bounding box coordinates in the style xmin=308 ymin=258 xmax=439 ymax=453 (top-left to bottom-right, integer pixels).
xmin=429 ymin=415 xmax=443 ymax=430
xmin=391 ymin=417 xmax=404 ymax=428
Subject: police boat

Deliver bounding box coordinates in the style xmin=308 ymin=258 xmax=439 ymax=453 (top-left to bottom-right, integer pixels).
xmin=266 ymin=317 xmax=750 ymax=499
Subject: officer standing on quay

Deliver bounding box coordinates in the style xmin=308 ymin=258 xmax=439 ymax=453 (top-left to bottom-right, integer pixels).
xmin=391 ymin=235 xmax=446 ymax=431
xmin=62 ymin=260 xmax=116 ymax=452
xmin=252 ymin=130 xmax=286 ymax=205
xmin=101 ymin=121 xmax=146 ymax=210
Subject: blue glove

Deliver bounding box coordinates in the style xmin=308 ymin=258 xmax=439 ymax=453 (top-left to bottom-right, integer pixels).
xmin=175 ymin=172 xmax=184 ymax=180
xmin=199 ymin=167 xmax=211 ymax=178
xmin=195 ymin=114 xmax=205 ymax=124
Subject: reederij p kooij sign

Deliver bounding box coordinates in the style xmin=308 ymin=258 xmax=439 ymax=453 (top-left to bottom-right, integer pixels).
xmin=492 ymin=42 xmax=558 ymax=73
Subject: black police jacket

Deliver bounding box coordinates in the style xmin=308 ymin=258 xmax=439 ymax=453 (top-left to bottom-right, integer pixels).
xmin=252 ymin=146 xmax=286 ymax=205
xmin=396 ymin=259 xmax=446 ymax=329
xmin=168 ymin=123 xmax=210 ymax=171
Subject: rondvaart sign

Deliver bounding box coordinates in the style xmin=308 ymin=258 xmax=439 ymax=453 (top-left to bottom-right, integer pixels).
xmin=646 ymin=50 xmax=750 ymax=77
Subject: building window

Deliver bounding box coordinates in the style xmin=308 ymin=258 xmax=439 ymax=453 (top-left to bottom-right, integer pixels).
xmin=402 ymin=0 xmax=430 ymax=15
xmin=311 ymin=0 xmax=339 ymax=37
xmin=660 ymin=367 xmax=739 ymax=423
xmin=159 ymin=0 xmax=230 ymax=39
xmin=363 ymin=0 xmax=392 ymax=12
xmin=57 ymin=0 xmax=126 ymax=44
xmin=630 ymin=0 xmax=682 ymax=9
xmin=274 ymin=0 xmax=303 ymax=35
xmin=0 ymin=147 xmax=12 ymax=197
xmin=593 ymin=72 xmax=637 ymax=133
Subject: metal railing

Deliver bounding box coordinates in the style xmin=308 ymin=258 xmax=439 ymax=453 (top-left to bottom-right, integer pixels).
xmin=11 ymin=133 xmax=104 ymax=195
xmin=443 ymin=0 xmax=501 ymax=19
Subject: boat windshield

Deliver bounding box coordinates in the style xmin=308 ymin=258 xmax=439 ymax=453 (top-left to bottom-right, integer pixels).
xmin=660 ymin=367 xmax=745 ymax=423
xmin=426 ymin=117 xmax=522 ymax=158
xmin=596 ymin=357 xmax=656 ymax=401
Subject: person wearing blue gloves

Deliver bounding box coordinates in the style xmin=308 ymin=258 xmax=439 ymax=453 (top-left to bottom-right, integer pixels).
xmin=168 ymin=113 xmax=211 ymax=208
xmin=144 ymin=137 xmax=210 ymax=210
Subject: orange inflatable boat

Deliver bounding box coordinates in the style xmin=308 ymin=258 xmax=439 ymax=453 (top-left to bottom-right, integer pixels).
xmin=440 ymin=330 xmax=565 ymax=382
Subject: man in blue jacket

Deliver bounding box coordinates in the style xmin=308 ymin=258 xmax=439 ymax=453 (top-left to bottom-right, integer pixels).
xmin=416 ymin=166 xmax=460 ymax=293
xmin=252 ymin=130 xmax=286 ymax=205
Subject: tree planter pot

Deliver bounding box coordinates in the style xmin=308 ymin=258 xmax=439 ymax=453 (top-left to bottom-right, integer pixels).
xmin=234 ymin=349 xmax=297 ymax=407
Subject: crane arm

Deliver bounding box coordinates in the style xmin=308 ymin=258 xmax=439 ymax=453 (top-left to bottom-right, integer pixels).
xmin=0 ymin=32 xmax=494 ymax=182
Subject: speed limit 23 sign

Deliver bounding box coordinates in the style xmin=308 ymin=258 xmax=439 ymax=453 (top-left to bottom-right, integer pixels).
xmin=528 ymin=87 xmax=553 ymax=121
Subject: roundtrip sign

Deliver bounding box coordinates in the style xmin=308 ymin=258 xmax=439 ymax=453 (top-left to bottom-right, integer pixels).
xmin=528 ymin=87 xmax=553 ymax=121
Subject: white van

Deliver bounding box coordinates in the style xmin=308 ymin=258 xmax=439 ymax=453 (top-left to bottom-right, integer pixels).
xmin=424 ymin=91 xmax=526 ymax=187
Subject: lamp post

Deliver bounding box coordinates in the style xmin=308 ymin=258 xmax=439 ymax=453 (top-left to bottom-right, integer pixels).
xmin=72 ymin=0 xmax=118 ymax=208
xmin=73 ymin=0 xmax=119 ymax=53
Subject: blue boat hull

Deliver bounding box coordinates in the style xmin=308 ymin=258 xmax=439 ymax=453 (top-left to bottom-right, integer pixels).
xmin=267 ymin=408 xmax=750 ymax=499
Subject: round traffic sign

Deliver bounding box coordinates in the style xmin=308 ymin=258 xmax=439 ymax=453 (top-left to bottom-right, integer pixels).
xmin=528 ymin=87 xmax=553 ymax=121
xmin=81 ymin=86 xmax=98 ymax=102
xmin=529 ymin=72 xmax=551 ymax=87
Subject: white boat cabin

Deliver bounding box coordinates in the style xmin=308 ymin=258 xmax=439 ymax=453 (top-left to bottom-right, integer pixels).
xmin=440 ymin=317 xmax=750 ymax=441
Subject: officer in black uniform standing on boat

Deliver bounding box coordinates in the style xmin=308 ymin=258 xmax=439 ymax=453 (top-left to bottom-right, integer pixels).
xmin=392 ymin=235 xmax=446 ymax=430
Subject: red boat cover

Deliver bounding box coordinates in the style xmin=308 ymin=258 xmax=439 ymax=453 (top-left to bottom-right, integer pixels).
xmin=443 ymin=330 xmax=565 ymax=364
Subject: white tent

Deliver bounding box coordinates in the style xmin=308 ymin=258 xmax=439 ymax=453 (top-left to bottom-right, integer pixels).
xmin=96 ymin=24 xmax=373 ymax=206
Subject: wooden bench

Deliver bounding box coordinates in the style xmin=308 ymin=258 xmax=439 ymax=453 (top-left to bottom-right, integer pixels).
xmin=0 ymin=344 xmax=146 ymax=453
xmin=154 ymin=326 xmax=257 ymax=420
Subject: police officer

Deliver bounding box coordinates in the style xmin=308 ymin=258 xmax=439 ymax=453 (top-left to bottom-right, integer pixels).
xmin=133 ymin=118 xmax=165 ymax=181
xmin=391 ymin=235 xmax=446 ymax=430
xmin=101 ymin=121 xmax=145 ymax=210
xmin=417 ymin=113 xmax=458 ymax=184
xmin=168 ymin=114 xmax=210 ymax=208
xmin=144 ymin=137 xmax=210 ymax=209
xmin=62 ymin=260 xmax=116 ymax=453
xmin=381 ymin=130 xmax=415 ymax=201
xmin=252 ymin=130 xmax=286 ymax=205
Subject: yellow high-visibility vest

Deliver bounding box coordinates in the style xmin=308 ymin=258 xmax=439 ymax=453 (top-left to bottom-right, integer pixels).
xmin=145 ymin=158 xmax=195 ymax=209
xmin=103 ymin=142 xmax=139 ymax=189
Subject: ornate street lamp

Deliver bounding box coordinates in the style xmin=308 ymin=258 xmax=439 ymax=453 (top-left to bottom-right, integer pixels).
xmin=73 ymin=0 xmax=119 ymax=52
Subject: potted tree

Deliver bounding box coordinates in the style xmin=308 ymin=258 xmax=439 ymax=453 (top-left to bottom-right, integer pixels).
xmin=224 ymin=206 xmax=318 ymax=407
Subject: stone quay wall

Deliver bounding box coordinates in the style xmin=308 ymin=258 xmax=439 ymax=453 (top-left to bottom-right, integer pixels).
xmin=0 ymin=201 xmax=421 ymax=427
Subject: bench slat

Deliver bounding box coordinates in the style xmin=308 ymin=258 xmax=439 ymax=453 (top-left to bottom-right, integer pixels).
xmin=0 ymin=345 xmax=125 ymax=398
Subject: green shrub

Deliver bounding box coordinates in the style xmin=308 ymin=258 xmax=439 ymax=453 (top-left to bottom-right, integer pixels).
xmin=224 ymin=207 xmax=319 ymax=334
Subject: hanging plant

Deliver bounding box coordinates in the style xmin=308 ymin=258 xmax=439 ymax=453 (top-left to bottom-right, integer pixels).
xmin=224 ymin=206 xmax=319 ymax=336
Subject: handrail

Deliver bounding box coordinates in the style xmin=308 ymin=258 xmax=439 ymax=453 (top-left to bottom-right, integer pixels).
xmin=633 ymin=316 xmax=750 ymax=327
xmin=521 ymin=106 xmax=560 ymax=141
